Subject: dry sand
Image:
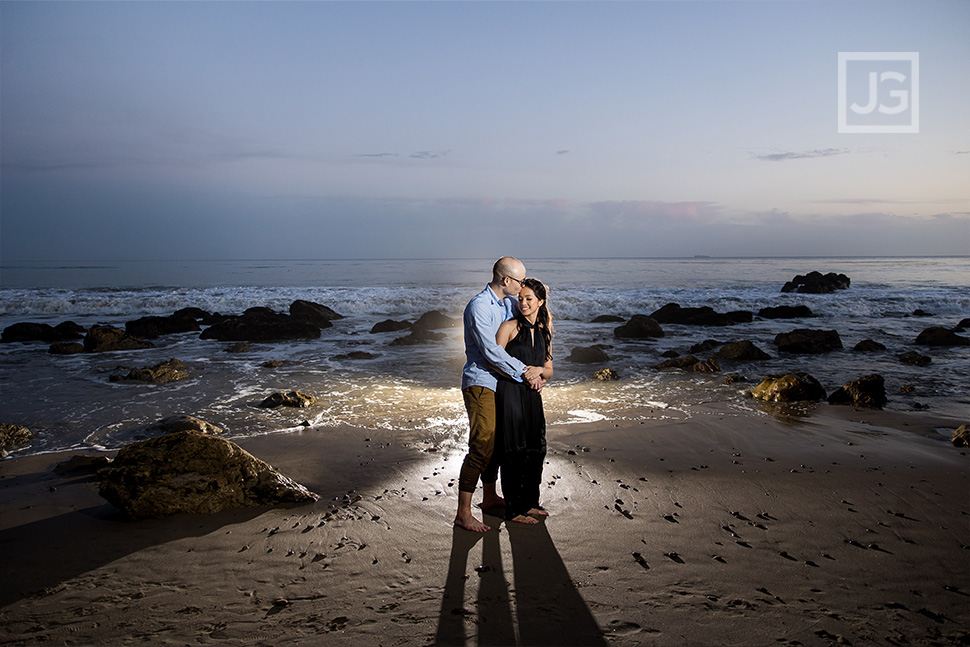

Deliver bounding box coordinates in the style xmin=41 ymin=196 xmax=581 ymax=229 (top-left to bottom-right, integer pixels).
xmin=1 ymin=403 xmax=967 ymax=646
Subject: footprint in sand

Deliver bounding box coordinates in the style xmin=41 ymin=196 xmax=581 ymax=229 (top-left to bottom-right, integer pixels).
xmin=606 ymin=621 xmax=649 ymax=636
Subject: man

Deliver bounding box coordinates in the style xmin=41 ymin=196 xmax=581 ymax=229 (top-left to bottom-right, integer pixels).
xmin=454 ymin=257 xmax=545 ymax=532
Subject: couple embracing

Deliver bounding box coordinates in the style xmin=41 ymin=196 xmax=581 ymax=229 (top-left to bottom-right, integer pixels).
xmin=454 ymin=257 xmax=554 ymax=532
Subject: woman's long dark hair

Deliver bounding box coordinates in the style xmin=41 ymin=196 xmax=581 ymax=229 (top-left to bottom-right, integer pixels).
xmin=520 ymin=277 xmax=553 ymax=360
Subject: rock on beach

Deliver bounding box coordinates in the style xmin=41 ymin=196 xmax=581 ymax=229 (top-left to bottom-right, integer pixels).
xmin=84 ymin=325 xmax=155 ymax=353
xmin=774 ymin=329 xmax=843 ymax=354
xmin=827 ymin=374 xmax=887 ymax=409
xmin=98 ymin=430 xmax=318 ymax=519
xmin=748 ymin=373 xmax=827 ymax=402
xmin=259 ymin=391 xmax=316 ymax=408
xmin=110 ymin=359 xmax=190 ymax=384
xmin=0 ymin=423 xmax=34 ymax=457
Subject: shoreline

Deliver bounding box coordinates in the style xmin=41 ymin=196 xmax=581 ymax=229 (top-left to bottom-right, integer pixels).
xmin=1 ymin=404 xmax=967 ymax=646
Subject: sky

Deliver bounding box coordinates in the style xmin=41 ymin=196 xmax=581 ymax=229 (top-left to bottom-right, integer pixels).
xmin=1 ymin=0 xmax=968 ymax=261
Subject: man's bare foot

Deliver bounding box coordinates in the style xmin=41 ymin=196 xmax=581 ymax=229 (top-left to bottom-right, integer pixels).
xmin=480 ymin=495 xmax=506 ymax=510
xmin=507 ymin=514 xmax=539 ymax=524
xmin=454 ymin=512 xmax=490 ymax=532
xmin=527 ymin=507 xmax=549 ymax=517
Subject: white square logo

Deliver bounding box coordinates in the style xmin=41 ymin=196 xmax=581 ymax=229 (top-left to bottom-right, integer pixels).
xmin=838 ymin=52 xmax=919 ymax=133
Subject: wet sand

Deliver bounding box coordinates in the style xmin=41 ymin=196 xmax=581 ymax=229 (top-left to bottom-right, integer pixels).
xmin=1 ymin=403 xmax=967 ymax=646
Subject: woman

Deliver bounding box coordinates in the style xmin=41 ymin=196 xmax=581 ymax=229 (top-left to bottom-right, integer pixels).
xmin=494 ymin=278 xmax=554 ymax=524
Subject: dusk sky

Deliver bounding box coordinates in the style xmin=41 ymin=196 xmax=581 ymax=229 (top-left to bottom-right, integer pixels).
xmin=1 ymin=0 xmax=968 ymax=261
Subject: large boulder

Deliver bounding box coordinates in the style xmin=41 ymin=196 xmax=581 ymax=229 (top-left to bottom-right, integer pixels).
xmin=915 ymin=326 xmax=970 ymax=347
xmin=614 ymin=315 xmax=664 ymax=339
xmin=774 ymin=329 xmax=843 ymax=354
xmin=827 ymin=374 xmax=887 ymax=409
xmin=98 ymin=430 xmax=318 ymax=519
xmin=130 ymin=415 xmax=225 ymax=440
xmin=591 ymin=314 xmax=625 ymax=323
xmin=649 ymin=303 xmax=752 ymax=326
xmin=289 ymin=300 xmax=342 ymax=324
xmin=566 ymin=346 xmax=610 ymax=363
xmin=748 ymin=373 xmax=826 ymax=402
xmin=84 ymin=325 xmax=155 ymax=353
xmin=49 ymin=341 xmax=86 ymax=355
xmin=200 ymin=309 xmax=321 ymax=342
xmin=781 ymin=272 xmax=850 ymax=294
xmin=2 ymin=321 xmax=85 ymax=343
xmin=125 ymin=313 xmax=201 ymax=339
xmin=110 ymin=359 xmax=190 ymax=384
xmin=0 ymin=423 xmax=33 ymax=457
xmin=853 ymin=339 xmax=887 ymax=352
xmin=712 ymin=340 xmax=771 ymax=362
xmin=758 ymin=305 xmax=815 ymax=319
xmin=411 ymin=310 xmax=460 ymax=332
xmin=390 ymin=329 xmax=447 ymax=346
xmin=370 ymin=319 xmax=412 ymax=334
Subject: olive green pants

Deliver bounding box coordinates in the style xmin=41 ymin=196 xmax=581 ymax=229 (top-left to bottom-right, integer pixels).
xmin=458 ymin=386 xmax=500 ymax=493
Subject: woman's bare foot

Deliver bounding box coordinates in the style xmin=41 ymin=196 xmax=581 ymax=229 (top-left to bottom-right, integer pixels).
xmin=507 ymin=514 xmax=539 ymax=524
xmin=454 ymin=512 xmax=491 ymax=532
xmin=527 ymin=507 xmax=549 ymax=517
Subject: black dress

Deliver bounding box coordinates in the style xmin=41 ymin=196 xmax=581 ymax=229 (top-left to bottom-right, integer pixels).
xmin=495 ymin=318 xmax=547 ymax=519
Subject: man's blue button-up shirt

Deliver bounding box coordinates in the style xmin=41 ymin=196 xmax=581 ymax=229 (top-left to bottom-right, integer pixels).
xmin=461 ymin=285 xmax=526 ymax=391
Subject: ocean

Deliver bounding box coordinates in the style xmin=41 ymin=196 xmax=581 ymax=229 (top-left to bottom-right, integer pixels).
xmin=1 ymin=257 xmax=968 ymax=457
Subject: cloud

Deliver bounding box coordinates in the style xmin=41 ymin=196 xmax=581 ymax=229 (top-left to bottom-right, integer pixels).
xmin=586 ymin=200 xmax=721 ymax=226
xmin=556 ymin=150 xmax=570 ymax=156
xmin=354 ymin=152 xmax=399 ymax=158
xmin=752 ymin=148 xmax=848 ymax=162
xmin=408 ymin=150 xmax=450 ymax=160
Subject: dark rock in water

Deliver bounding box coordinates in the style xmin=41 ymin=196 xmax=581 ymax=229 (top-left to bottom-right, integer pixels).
xmin=953 ymin=424 xmax=969 ymax=448
xmin=758 ymin=305 xmax=815 ymax=319
xmin=853 ymin=339 xmax=887 ymax=352
xmin=226 ymin=342 xmax=251 ymax=353
xmin=748 ymin=373 xmax=826 ymax=402
xmin=110 ymin=359 xmax=190 ymax=384
xmin=173 ymin=307 xmax=213 ymax=322
xmin=655 ymin=355 xmax=713 ymax=371
xmin=712 ymin=341 xmax=771 ymax=362
xmin=650 ymin=303 xmax=751 ymax=326
xmin=200 ymin=309 xmax=322 ymax=342
xmin=370 ymin=319 xmax=412 ymax=334
xmin=84 ymin=325 xmax=155 ymax=353
xmin=614 ymin=315 xmax=664 ymax=339
xmin=2 ymin=321 xmax=85 ymax=343
xmin=566 ymin=346 xmax=610 ymax=363
xmin=915 ymin=326 xmax=970 ymax=347
xmin=723 ymin=373 xmax=747 ymax=384
xmin=98 ymin=430 xmax=318 ymax=519
xmin=289 ymin=300 xmax=343 ymax=324
xmin=827 ymin=374 xmax=887 ymax=409
xmin=781 ymin=271 xmax=850 ymax=294
xmin=591 ymin=314 xmax=625 ymax=323
xmin=125 ymin=313 xmax=201 ymax=339
xmin=54 ymin=454 xmax=112 ymax=475
xmin=774 ymin=329 xmax=843 ymax=354
xmin=412 ymin=310 xmax=460 ymax=332
xmin=689 ymin=339 xmax=724 ymax=354
xmin=593 ymin=368 xmax=619 ymax=381
xmin=333 ymin=351 xmax=379 ymax=361
xmin=260 ymin=391 xmax=315 ymax=408
xmin=262 ymin=360 xmax=285 ymax=368
xmin=911 ymin=309 xmax=934 ymax=317
xmin=49 ymin=341 xmax=85 ymax=355
xmin=956 ymin=318 xmax=970 ymax=332
xmin=137 ymin=414 xmax=225 ymax=438
xmin=661 ymin=350 xmax=680 ymax=358
xmin=0 ymin=423 xmax=33 ymax=456
xmin=692 ymin=358 xmax=721 ymax=373
xmin=899 ymin=351 xmax=931 ymax=367
xmin=390 ymin=329 xmax=447 ymax=346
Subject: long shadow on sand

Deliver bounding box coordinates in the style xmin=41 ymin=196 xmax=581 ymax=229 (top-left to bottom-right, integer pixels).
xmin=0 ymin=491 xmax=265 ymax=609
xmin=435 ymin=513 xmax=606 ymax=646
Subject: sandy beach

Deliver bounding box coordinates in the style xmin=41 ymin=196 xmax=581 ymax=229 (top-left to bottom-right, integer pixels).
xmin=1 ymin=403 xmax=967 ymax=646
